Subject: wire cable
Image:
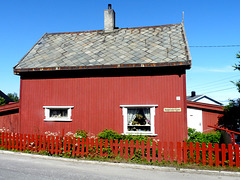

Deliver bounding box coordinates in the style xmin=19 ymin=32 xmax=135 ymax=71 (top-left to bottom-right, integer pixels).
xmin=201 ymin=87 xmax=236 ymax=94
xmin=190 ymin=45 xmax=240 ymax=48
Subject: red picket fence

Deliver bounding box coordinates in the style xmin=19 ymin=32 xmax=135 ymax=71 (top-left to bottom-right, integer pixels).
xmin=0 ymin=132 xmax=240 ymax=167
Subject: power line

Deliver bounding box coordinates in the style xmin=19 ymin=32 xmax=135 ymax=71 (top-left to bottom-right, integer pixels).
xmin=201 ymin=87 xmax=236 ymax=94
xmin=189 ymin=45 xmax=240 ymax=48
xmin=192 ymin=83 xmax=235 ymax=92
xmin=188 ymin=74 xmax=239 ymax=89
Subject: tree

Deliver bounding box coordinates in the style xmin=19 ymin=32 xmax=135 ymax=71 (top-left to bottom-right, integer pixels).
xmin=218 ymin=99 xmax=240 ymax=132
xmin=7 ymin=93 xmax=19 ymax=102
xmin=218 ymin=52 xmax=240 ymax=132
xmin=0 ymin=97 xmax=6 ymax=105
xmin=233 ymin=51 xmax=240 ymax=93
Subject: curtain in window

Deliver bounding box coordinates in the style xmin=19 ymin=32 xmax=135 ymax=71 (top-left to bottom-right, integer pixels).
xmin=143 ymin=108 xmax=150 ymax=124
xmin=127 ymin=109 xmax=138 ymax=125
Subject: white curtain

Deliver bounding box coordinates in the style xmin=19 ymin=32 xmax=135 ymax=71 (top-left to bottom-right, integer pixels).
xmin=127 ymin=109 xmax=138 ymax=125
xmin=143 ymin=108 xmax=150 ymax=124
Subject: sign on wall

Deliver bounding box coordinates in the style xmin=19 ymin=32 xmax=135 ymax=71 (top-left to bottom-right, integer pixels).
xmin=163 ymin=108 xmax=181 ymax=112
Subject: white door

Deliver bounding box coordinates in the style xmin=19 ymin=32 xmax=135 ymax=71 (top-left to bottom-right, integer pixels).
xmin=187 ymin=108 xmax=203 ymax=132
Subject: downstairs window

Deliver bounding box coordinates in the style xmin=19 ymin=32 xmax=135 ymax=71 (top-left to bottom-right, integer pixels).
xmin=43 ymin=106 xmax=74 ymax=121
xmin=120 ymin=105 xmax=157 ymax=135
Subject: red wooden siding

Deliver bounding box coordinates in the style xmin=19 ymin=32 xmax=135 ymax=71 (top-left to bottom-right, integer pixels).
xmin=0 ymin=103 xmax=20 ymax=133
xmin=202 ymin=111 xmax=222 ymax=133
xmin=19 ymin=73 xmax=187 ymax=143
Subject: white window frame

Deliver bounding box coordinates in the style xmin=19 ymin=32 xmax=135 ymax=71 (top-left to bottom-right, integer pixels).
xmin=43 ymin=106 xmax=74 ymax=122
xmin=120 ymin=105 xmax=158 ymax=136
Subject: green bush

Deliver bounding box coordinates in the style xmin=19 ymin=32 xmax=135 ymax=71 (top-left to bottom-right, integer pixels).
xmin=97 ymin=129 xmax=153 ymax=143
xmin=75 ymin=130 xmax=88 ymax=138
xmin=97 ymin=129 xmax=122 ymax=140
xmin=186 ymin=128 xmax=221 ymax=145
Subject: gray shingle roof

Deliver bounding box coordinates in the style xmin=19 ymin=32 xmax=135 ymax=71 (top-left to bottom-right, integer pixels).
xmin=187 ymin=95 xmax=223 ymax=106
xmin=14 ymin=23 xmax=191 ymax=74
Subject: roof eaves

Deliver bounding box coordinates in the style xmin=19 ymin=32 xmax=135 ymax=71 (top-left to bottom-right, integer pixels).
xmin=13 ymin=61 xmax=191 ymax=74
xmin=187 ymin=101 xmax=223 ymax=112
xmin=0 ymin=102 xmax=19 ymax=112
xmin=188 ymin=95 xmax=204 ymax=101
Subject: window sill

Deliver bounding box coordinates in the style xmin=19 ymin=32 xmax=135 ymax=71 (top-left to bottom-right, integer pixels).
xmin=44 ymin=118 xmax=72 ymax=122
xmin=128 ymin=125 xmax=151 ymax=126
xmin=122 ymin=132 xmax=158 ymax=136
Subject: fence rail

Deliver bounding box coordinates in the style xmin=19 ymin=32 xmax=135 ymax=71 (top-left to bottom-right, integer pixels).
xmin=0 ymin=132 xmax=240 ymax=167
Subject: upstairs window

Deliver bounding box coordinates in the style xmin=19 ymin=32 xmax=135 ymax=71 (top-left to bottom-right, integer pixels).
xmin=120 ymin=105 xmax=157 ymax=135
xmin=43 ymin=106 xmax=73 ymax=121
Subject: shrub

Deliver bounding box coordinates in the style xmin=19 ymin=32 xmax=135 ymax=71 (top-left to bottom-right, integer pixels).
xmin=75 ymin=130 xmax=88 ymax=138
xmin=186 ymin=128 xmax=221 ymax=145
xmin=97 ymin=129 xmax=153 ymax=143
xmin=98 ymin=129 xmax=122 ymax=140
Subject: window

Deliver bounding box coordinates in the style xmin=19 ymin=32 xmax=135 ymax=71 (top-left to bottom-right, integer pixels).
xmin=120 ymin=105 xmax=157 ymax=135
xmin=43 ymin=106 xmax=74 ymax=121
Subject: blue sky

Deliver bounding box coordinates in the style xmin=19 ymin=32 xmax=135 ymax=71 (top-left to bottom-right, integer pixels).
xmin=0 ymin=0 xmax=239 ymax=104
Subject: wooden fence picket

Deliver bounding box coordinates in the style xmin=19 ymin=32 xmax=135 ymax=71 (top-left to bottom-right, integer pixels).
xmin=183 ymin=142 xmax=187 ymax=164
xmin=76 ymin=138 xmax=80 ymax=157
xmin=81 ymin=138 xmax=85 ymax=157
xmin=72 ymin=137 xmax=76 ymax=156
xmin=120 ymin=139 xmax=123 ymax=157
xmin=19 ymin=134 xmax=23 ymax=151
xmin=99 ymin=139 xmax=103 ymax=157
xmin=4 ymin=132 xmax=8 ymax=150
xmin=235 ymin=144 xmax=240 ymax=167
xmin=195 ymin=142 xmax=200 ymax=164
xmin=177 ymin=142 xmax=181 ymax=164
xmin=140 ymin=141 xmax=145 ymax=160
xmin=221 ymin=144 xmax=226 ymax=167
xmin=157 ymin=142 xmax=162 ymax=162
xmin=208 ymin=143 xmax=213 ymax=166
xmin=152 ymin=141 xmax=156 ymax=162
xmin=104 ymin=139 xmax=108 ymax=157
xmin=0 ymin=133 xmax=3 ymax=147
xmin=169 ymin=142 xmax=174 ymax=163
xmin=146 ymin=141 xmax=150 ymax=161
xmin=214 ymin=143 xmax=220 ymax=167
xmin=113 ymin=139 xmax=118 ymax=156
xmin=189 ymin=142 xmax=194 ymax=163
xmin=124 ymin=140 xmax=129 ymax=160
xmin=228 ymin=144 xmax=233 ymax=167
xmin=202 ymin=143 xmax=206 ymax=165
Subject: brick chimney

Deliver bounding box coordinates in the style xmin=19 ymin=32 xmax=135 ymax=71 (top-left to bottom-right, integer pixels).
xmin=104 ymin=4 xmax=115 ymax=32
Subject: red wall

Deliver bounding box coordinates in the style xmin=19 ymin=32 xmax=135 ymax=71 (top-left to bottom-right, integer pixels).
xmin=19 ymin=72 xmax=187 ymax=143
xmin=203 ymin=110 xmax=222 ymax=133
xmin=0 ymin=103 xmax=20 ymax=133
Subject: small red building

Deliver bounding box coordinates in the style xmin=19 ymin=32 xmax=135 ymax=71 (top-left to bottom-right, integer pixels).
xmin=0 ymin=102 xmax=20 ymax=133
xmin=13 ymin=6 xmax=191 ymax=143
xmin=187 ymin=101 xmax=223 ymax=133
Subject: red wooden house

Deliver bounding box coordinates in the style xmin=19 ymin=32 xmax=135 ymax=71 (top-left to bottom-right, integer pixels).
xmin=13 ymin=6 xmax=191 ymax=143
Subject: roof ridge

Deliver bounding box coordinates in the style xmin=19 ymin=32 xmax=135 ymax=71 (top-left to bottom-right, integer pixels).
xmin=46 ymin=23 xmax=182 ymax=35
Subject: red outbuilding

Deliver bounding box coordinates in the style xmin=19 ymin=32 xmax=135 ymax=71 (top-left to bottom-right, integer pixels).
xmin=0 ymin=102 xmax=20 ymax=133
xmin=13 ymin=6 xmax=191 ymax=143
